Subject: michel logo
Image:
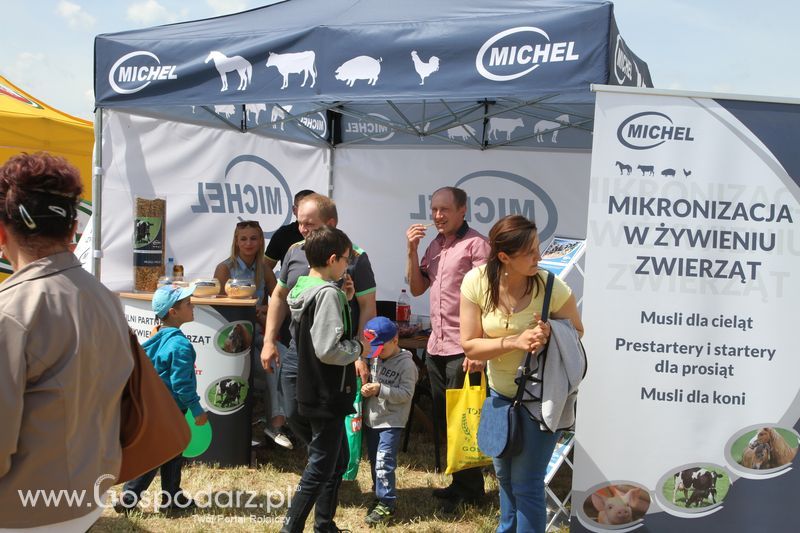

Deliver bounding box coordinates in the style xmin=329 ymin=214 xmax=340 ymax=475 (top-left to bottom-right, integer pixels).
xmin=343 ymin=113 xmax=394 ymax=141
xmin=190 ymin=155 xmax=292 ymax=237
xmin=299 ymin=111 xmax=328 ymax=138
xmin=109 ymin=51 xmax=178 ymax=94
xmin=410 ymin=171 xmax=558 ymax=241
xmin=613 ymin=35 xmax=633 ymax=85
xmin=617 ymin=111 xmax=695 ymax=150
xmin=476 ymin=27 xmax=580 ymax=82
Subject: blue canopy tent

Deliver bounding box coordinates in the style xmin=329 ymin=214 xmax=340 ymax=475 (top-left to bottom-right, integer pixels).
xmin=92 ymin=0 xmax=651 ymax=301
xmin=94 ymin=0 xmax=650 ymax=150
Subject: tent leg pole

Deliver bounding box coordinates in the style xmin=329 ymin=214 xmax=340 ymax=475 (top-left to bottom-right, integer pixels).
xmin=92 ymin=108 xmax=103 ymax=280
xmin=327 ymin=145 xmax=335 ymax=198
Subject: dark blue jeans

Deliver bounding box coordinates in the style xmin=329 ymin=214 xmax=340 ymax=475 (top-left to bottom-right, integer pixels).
xmin=281 ymin=416 xmax=349 ymax=533
xmin=121 ymin=452 xmax=184 ymax=506
xmin=490 ymin=390 xmax=561 ymax=533
xmin=365 ymin=426 xmax=403 ymax=508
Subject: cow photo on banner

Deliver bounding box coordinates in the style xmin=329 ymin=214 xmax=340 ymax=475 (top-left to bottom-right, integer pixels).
xmin=574 ymin=87 xmax=800 ymax=532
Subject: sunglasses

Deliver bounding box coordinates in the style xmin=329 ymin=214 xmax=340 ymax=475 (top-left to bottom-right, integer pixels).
xmin=236 ymin=220 xmax=262 ymax=229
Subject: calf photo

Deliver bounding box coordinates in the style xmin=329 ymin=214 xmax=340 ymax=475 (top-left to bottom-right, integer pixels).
xmin=663 ymin=466 xmax=729 ymax=509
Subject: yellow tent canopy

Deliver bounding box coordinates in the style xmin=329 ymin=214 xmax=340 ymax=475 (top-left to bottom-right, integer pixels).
xmin=0 ymin=76 xmax=94 ymax=278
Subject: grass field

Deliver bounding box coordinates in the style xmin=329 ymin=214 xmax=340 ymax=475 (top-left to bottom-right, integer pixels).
xmin=89 ymin=397 xmax=573 ymax=532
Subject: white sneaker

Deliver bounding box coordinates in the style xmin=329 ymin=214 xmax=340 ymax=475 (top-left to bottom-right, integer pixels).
xmin=264 ymin=427 xmax=293 ymax=449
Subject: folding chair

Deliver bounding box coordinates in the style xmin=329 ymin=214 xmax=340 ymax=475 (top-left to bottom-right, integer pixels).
xmin=545 ymin=431 xmax=575 ymax=531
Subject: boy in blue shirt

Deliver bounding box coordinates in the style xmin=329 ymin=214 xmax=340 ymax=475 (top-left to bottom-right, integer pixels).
xmin=117 ymin=284 xmax=207 ymax=513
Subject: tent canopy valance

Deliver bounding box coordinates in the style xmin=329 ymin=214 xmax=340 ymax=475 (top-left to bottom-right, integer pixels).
xmin=94 ymin=0 xmax=652 ymax=149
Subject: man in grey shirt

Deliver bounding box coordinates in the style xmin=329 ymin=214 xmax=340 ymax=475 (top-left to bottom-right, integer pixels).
xmin=260 ymin=193 xmax=377 ymax=444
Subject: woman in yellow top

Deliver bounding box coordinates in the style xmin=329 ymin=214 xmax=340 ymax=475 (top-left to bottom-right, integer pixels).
xmin=460 ymin=215 xmax=583 ymax=533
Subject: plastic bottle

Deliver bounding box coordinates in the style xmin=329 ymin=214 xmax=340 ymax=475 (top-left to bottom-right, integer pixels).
xmin=166 ymin=257 xmax=175 ymax=279
xmin=173 ymin=262 xmax=184 ymax=281
xmin=396 ymin=289 xmax=411 ymax=325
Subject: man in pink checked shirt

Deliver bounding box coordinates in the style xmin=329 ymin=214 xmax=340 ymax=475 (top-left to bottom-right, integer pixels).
xmin=405 ymin=186 xmax=490 ymax=513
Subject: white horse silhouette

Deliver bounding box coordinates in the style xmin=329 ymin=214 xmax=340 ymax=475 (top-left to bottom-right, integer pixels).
xmin=533 ymin=114 xmax=570 ymax=143
xmin=205 ymin=51 xmax=252 ymax=91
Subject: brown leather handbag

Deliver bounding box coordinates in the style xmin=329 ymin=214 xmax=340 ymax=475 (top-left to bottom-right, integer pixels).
xmin=118 ymin=329 xmax=191 ymax=483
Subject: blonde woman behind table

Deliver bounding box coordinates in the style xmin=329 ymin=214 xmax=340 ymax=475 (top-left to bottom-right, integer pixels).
xmin=213 ymin=221 xmax=291 ymax=448
xmin=460 ymin=215 xmax=584 ymax=533
xmin=0 ymin=153 xmax=133 ymax=531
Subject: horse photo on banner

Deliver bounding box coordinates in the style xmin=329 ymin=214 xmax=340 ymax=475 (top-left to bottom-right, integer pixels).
xmin=574 ymin=86 xmax=800 ymax=532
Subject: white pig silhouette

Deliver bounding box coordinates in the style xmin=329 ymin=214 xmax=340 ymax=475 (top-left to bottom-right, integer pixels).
xmin=335 ymin=56 xmax=382 ymax=87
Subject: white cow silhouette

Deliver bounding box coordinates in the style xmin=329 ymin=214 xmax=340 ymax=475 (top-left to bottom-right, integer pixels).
xmin=446 ymin=124 xmax=476 ymax=141
xmin=266 ymin=51 xmax=317 ymax=90
xmin=270 ymin=105 xmax=294 ymax=131
xmin=489 ymin=117 xmax=524 ymax=141
xmin=533 ymin=114 xmax=570 ymax=143
xmin=214 ymin=105 xmax=236 ymax=118
xmin=335 ymin=56 xmax=382 ymax=87
xmin=205 ymin=51 xmax=252 ymax=91
xmin=245 ymin=103 xmax=267 ymax=125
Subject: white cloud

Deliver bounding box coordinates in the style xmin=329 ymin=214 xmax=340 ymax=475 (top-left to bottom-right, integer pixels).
xmin=207 ymin=0 xmax=249 ymax=16
xmin=126 ymin=0 xmax=181 ymax=25
xmin=55 ymin=1 xmax=96 ymax=30
xmin=13 ymin=52 xmax=46 ymax=73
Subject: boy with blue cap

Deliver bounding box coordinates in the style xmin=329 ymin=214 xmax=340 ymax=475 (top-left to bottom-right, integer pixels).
xmin=361 ymin=316 xmax=418 ymax=526
xmin=117 ymin=284 xmax=207 ymax=513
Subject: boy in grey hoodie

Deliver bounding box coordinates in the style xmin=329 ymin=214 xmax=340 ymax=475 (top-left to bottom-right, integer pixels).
xmin=281 ymin=226 xmax=370 ymax=533
xmin=361 ymin=316 xmax=418 ymax=526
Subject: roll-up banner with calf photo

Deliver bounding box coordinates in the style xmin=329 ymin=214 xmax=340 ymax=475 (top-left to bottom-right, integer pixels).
xmin=573 ymin=87 xmax=800 ymax=532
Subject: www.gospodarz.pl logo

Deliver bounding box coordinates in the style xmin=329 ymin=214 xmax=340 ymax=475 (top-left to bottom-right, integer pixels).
xmin=17 ymin=474 xmax=294 ymax=513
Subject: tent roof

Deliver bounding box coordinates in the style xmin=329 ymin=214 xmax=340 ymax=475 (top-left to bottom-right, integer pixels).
xmin=94 ymin=0 xmax=651 ymax=149
xmin=109 ymin=0 xmax=609 ymax=34
xmin=0 ymin=75 xmax=93 ymax=157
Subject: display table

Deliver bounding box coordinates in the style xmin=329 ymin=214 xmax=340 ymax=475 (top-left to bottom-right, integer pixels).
xmin=118 ymin=291 xmax=256 ymax=467
xmin=399 ymin=334 xmax=430 ymax=353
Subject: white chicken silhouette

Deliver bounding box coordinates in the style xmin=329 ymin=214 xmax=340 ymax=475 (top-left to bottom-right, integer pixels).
xmin=411 ymin=51 xmax=440 ymax=85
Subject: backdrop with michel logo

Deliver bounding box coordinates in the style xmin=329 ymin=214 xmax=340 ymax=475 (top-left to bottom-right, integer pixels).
xmin=99 ymin=108 xmax=593 ymax=313
xmin=573 ymin=88 xmax=800 ymax=532
xmin=99 ymin=110 xmax=329 ymax=289
xmin=332 ymin=146 xmax=591 ymax=315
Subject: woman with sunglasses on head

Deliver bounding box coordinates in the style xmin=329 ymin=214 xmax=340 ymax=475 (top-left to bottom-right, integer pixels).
xmin=0 ymin=153 xmax=133 ymax=531
xmin=214 ymin=220 xmax=277 ymax=303
xmin=214 ymin=221 xmax=291 ymax=448
xmin=459 ymin=215 xmax=584 ymax=533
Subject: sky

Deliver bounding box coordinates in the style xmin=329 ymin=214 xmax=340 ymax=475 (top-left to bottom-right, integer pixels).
xmin=0 ymin=0 xmax=797 ymax=121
